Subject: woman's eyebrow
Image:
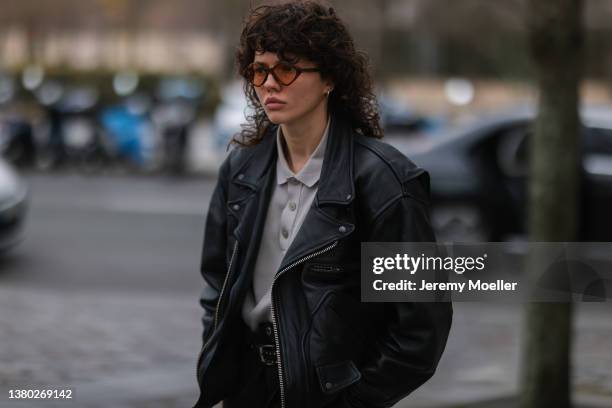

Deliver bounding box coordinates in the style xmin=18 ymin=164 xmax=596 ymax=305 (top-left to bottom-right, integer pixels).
xmin=254 ymin=60 xmax=285 ymax=68
xmin=253 ymin=59 xmax=277 ymax=66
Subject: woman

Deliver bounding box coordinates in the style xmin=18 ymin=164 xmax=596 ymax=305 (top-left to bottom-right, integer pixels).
xmin=194 ymin=2 xmax=452 ymax=408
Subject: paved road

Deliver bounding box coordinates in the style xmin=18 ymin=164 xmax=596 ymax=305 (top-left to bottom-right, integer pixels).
xmin=1 ymin=171 xmax=215 ymax=292
xmin=0 ymin=171 xmax=212 ymax=408
xmin=0 ymin=171 xmax=611 ymax=408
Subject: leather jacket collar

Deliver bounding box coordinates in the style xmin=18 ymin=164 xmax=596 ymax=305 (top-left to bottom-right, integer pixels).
xmin=227 ymin=113 xmax=357 ymax=277
xmin=229 ymin=113 xmax=355 ymax=206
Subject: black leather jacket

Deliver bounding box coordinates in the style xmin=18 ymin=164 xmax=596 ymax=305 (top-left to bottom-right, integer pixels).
xmin=194 ymin=114 xmax=453 ymax=408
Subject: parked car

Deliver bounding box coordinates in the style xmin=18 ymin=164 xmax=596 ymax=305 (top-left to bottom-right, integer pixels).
xmin=0 ymin=157 xmax=28 ymax=252
xmin=387 ymin=105 xmax=612 ymax=242
xmin=0 ymin=117 xmax=36 ymax=167
xmin=378 ymin=92 xmax=444 ymax=135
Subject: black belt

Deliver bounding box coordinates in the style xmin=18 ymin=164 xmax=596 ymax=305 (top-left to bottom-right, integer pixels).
xmin=246 ymin=322 xmax=278 ymax=366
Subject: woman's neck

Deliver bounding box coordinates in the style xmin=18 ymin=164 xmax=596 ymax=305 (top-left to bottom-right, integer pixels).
xmin=280 ymin=102 xmax=329 ymax=174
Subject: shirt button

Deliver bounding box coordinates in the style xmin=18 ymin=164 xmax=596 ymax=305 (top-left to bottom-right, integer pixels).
xmin=338 ymin=225 xmax=347 ymax=233
xmin=281 ymin=228 xmax=289 ymax=239
xmin=325 ymin=382 xmax=333 ymax=390
xmin=288 ymin=201 xmax=296 ymax=211
xmin=237 ymin=173 xmax=244 ymax=180
xmin=346 ymin=194 xmax=352 ymax=200
xmin=232 ymin=204 xmax=240 ymax=211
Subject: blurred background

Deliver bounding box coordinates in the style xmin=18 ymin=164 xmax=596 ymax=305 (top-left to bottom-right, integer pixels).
xmin=0 ymin=0 xmax=611 ymax=407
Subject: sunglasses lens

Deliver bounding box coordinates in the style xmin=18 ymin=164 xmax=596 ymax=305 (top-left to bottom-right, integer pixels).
xmin=248 ymin=64 xmax=268 ymax=87
xmin=273 ymin=62 xmax=298 ymax=85
xmin=246 ymin=62 xmax=299 ymax=86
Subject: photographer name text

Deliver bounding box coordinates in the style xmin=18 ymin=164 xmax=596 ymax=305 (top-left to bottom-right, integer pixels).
xmin=372 ymin=279 xmax=518 ymax=292
xmin=371 ymin=253 xmax=518 ymax=293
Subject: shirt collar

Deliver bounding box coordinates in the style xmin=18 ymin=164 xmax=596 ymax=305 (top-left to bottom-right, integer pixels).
xmin=276 ymin=115 xmax=330 ymax=188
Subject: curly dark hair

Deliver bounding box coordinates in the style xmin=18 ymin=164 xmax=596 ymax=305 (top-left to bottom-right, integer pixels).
xmin=233 ymin=0 xmax=382 ymax=147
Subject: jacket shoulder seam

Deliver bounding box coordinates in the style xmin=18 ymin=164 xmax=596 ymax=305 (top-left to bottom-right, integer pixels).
xmin=370 ymin=187 xmax=430 ymax=226
xmin=354 ymin=138 xmax=404 ymax=187
xmin=370 ymin=193 xmax=404 ymax=226
xmin=354 ymin=136 xmax=426 ymax=184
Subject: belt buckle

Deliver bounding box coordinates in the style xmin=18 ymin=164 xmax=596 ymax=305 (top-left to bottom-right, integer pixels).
xmin=258 ymin=344 xmax=277 ymax=366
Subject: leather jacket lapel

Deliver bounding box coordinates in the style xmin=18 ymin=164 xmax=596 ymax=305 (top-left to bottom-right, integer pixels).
xmin=278 ymin=114 xmax=357 ymax=272
xmin=228 ymin=113 xmax=358 ymax=277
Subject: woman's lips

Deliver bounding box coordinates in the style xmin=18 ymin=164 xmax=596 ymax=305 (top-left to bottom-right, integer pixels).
xmin=265 ymin=102 xmax=286 ymax=110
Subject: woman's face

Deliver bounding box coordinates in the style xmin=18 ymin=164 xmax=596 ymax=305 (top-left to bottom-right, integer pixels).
xmin=251 ymin=51 xmax=332 ymax=125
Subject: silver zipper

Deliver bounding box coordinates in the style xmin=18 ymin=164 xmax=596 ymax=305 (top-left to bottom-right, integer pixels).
xmin=196 ymin=240 xmax=239 ymax=380
xmin=270 ymin=240 xmax=339 ymax=408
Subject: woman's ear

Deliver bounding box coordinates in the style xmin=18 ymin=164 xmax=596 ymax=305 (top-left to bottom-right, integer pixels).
xmin=324 ymin=80 xmax=335 ymax=96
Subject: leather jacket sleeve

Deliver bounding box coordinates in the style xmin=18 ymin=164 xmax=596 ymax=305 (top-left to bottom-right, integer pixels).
xmin=342 ymin=172 xmax=453 ymax=408
xmin=198 ymin=155 xmax=232 ymax=344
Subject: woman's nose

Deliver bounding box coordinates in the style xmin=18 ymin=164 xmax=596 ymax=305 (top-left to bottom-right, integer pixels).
xmin=262 ymin=71 xmax=281 ymax=91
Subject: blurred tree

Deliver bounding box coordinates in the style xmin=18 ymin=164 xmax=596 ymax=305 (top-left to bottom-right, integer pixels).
xmin=520 ymin=1 xmax=583 ymax=408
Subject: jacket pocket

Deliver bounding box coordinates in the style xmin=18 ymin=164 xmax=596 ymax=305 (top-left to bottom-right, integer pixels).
xmin=308 ymin=291 xmax=366 ymax=363
xmin=309 ymin=263 xmax=343 ymax=273
xmin=316 ymin=359 xmax=362 ymax=394
xmin=303 ymin=263 xmax=346 ymax=287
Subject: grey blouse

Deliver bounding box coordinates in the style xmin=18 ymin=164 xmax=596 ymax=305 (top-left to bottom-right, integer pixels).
xmin=241 ymin=116 xmax=330 ymax=331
